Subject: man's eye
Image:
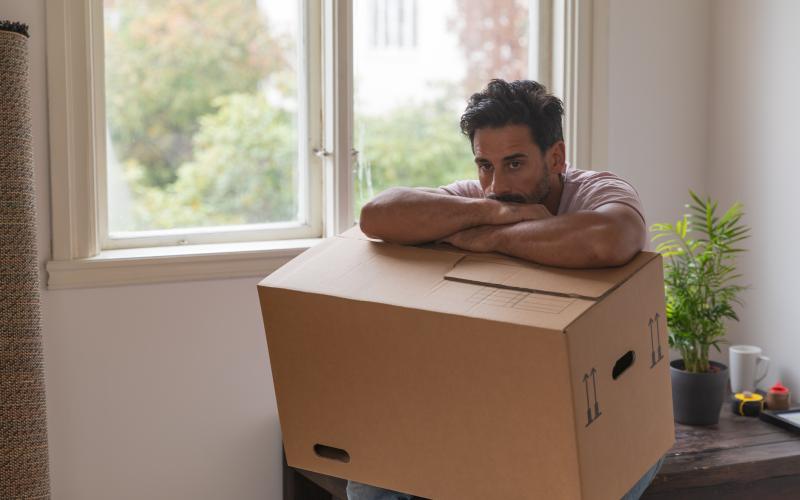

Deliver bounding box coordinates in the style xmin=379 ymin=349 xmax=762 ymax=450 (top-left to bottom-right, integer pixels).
xmin=479 ymin=163 xmax=493 ymax=171
xmin=509 ymin=160 xmax=522 ymax=169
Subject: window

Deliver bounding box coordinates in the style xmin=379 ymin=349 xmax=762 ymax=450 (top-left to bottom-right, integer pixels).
xmin=101 ymin=0 xmax=319 ymax=249
xmin=46 ymin=0 xmax=597 ymax=288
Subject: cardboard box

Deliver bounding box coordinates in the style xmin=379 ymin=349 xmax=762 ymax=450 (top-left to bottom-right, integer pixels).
xmin=258 ymin=229 xmax=674 ymax=500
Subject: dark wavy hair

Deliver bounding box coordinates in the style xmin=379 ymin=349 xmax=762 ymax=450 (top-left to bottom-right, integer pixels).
xmin=460 ymin=79 xmax=564 ymax=153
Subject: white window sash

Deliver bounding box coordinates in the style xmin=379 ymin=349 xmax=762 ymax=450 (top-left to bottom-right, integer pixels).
xmin=47 ymin=0 xmax=102 ymax=261
xmin=92 ymin=0 xmax=323 ymax=250
xmin=322 ymin=0 xmax=355 ymax=236
xmin=538 ymin=0 xmax=601 ymax=169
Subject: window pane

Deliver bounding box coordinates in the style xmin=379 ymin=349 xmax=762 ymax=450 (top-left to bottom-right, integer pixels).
xmin=353 ymin=0 xmax=530 ymax=215
xmin=104 ymin=0 xmax=301 ymax=234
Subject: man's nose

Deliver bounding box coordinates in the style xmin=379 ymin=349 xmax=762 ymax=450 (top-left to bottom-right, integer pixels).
xmin=491 ymin=171 xmax=512 ymax=196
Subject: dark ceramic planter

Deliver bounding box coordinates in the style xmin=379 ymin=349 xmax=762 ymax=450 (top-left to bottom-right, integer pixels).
xmin=670 ymin=359 xmax=729 ymax=426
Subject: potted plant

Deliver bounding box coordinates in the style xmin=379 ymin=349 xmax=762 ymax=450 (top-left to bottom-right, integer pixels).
xmin=651 ymin=191 xmax=750 ymax=425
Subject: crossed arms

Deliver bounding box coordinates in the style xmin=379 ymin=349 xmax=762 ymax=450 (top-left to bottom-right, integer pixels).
xmin=359 ymin=187 xmax=646 ymax=268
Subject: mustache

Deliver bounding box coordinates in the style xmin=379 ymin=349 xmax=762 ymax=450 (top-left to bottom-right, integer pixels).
xmin=487 ymin=193 xmax=528 ymax=204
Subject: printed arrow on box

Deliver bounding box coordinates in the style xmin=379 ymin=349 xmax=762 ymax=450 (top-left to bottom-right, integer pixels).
xmin=590 ymin=367 xmax=602 ymax=420
xmin=649 ymin=317 xmax=656 ymax=367
xmin=583 ymin=372 xmax=594 ymax=426
xmin=655 ymin=312 xmax=664 ymax=362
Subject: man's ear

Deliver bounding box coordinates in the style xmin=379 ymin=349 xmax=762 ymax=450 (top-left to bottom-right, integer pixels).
xmin=546 ymin=141 xmax=567 ymax=174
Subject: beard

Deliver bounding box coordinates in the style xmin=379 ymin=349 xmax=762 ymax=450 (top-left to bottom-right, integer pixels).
xmin=488 ymin=171 xmax=551 ymax=204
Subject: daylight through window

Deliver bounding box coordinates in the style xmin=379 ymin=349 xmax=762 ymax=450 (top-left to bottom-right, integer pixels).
xmin=103 ymin=0 xmax=306 ymax=244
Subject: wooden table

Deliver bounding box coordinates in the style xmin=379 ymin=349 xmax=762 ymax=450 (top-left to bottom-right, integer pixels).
xmin=641 ymin=408 xmax=800 ymax=499
xmin=284 ymin=408 xmax=800 ymax=500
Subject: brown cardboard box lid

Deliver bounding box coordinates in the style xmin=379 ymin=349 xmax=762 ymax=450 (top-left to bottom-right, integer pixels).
xmin=261 ymin=229 xmax=658 ymax=331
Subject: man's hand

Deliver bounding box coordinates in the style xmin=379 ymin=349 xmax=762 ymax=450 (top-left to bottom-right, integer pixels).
xmin=441 ymin=224 xmax=503 ymax=253
xmin=491 ymin=202 xmax=553 ymax=225
xmin=443 ymin=203 xmax=553 ymax=253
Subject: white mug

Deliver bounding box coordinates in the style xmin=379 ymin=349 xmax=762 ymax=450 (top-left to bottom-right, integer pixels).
xmin=729 ymin=345 xmax=770 ymax=393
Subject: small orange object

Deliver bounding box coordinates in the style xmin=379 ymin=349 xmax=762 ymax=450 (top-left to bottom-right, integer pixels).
xmin=766 ymin=381 xmax=791 ymax=410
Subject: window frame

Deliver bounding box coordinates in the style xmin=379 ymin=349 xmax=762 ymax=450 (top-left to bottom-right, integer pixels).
xmin=45 ymin=0 xmax=600 ymax=289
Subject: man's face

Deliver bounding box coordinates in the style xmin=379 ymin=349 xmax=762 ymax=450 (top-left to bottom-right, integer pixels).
xmin=472 ymin=124 xmax=559 ymax=204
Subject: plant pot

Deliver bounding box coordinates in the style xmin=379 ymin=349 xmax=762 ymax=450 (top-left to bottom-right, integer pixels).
xmin=670 ymin=359 xmax=729 ymax=425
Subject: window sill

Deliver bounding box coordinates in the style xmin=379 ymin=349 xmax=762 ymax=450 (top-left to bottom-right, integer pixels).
xmin=45 ymin=238 xmax=322 ymax=289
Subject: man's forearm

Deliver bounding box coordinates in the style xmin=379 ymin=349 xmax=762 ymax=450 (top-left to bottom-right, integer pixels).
xmin=445 ymin=210 xmax=643 ymax=268
xmin=496 ymin=212 xmax=625 ymax=268
xmin=359 ymin=187 xmax=512 ymax=245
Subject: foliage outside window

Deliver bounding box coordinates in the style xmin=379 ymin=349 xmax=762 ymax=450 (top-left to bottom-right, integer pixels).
xmin=104 ymin=0 xmax=299 ymax=234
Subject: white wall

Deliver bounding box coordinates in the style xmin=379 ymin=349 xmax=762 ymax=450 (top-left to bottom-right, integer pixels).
xmin=606 ymin=0 xmax=710 ymax=231
xmin=1 ymin=1 xmax=283 ymax=499
xmin=707 ymin=0 xmax=800 ymax=391
xmin=605 ymin=0 xmax=728 ymax=365
xmin=605 ymin=0 xmax=800 ymax=391
xmin=44 ymin=279 xmax=281 ymax=500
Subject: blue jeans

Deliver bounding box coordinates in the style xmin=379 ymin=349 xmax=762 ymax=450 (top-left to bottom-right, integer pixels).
xmin=346 ymin=455 xmax=665 ymax=500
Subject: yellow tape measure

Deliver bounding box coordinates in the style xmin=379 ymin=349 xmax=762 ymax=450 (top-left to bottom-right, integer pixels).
xmin=732 ymin=391 xmax=764 ymax=417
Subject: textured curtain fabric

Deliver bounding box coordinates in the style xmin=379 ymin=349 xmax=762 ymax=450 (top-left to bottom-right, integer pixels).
xmin=0 ymin=22 xmax=51 ymax=499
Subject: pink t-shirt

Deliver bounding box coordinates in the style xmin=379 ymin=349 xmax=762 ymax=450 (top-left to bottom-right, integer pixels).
xmin=440 ymin=165 xmax=645 ymax=222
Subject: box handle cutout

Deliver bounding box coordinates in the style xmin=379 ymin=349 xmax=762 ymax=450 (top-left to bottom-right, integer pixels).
xmin=313 ymin=443 xmax=351 ymax=463
xmin=612 ymin=350 xmax=636 ymax=380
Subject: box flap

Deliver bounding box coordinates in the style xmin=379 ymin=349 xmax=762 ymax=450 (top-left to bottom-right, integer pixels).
xmin=444 ymin=252 xmax=658 ymax=300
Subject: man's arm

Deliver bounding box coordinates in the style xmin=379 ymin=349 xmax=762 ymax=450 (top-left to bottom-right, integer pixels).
xmin=443 ymin=203 xmax=646 ymax=268
xmin=359 ymin=187 xmax=546 ymax=245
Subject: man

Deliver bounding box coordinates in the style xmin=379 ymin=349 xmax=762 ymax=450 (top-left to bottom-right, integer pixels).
xmin=349 ymin=79 xmax=663 ymax=500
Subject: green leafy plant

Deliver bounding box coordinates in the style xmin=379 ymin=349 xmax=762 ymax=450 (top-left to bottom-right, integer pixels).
xmin=650 ymin=191 xmax=750 ymax=373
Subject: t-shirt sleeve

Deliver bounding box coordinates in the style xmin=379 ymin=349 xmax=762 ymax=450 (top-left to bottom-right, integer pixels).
xmin=439 ymin=179 xmax=484 ymax=198
xmin=572 ymin=172 xmax=645 ymax=222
